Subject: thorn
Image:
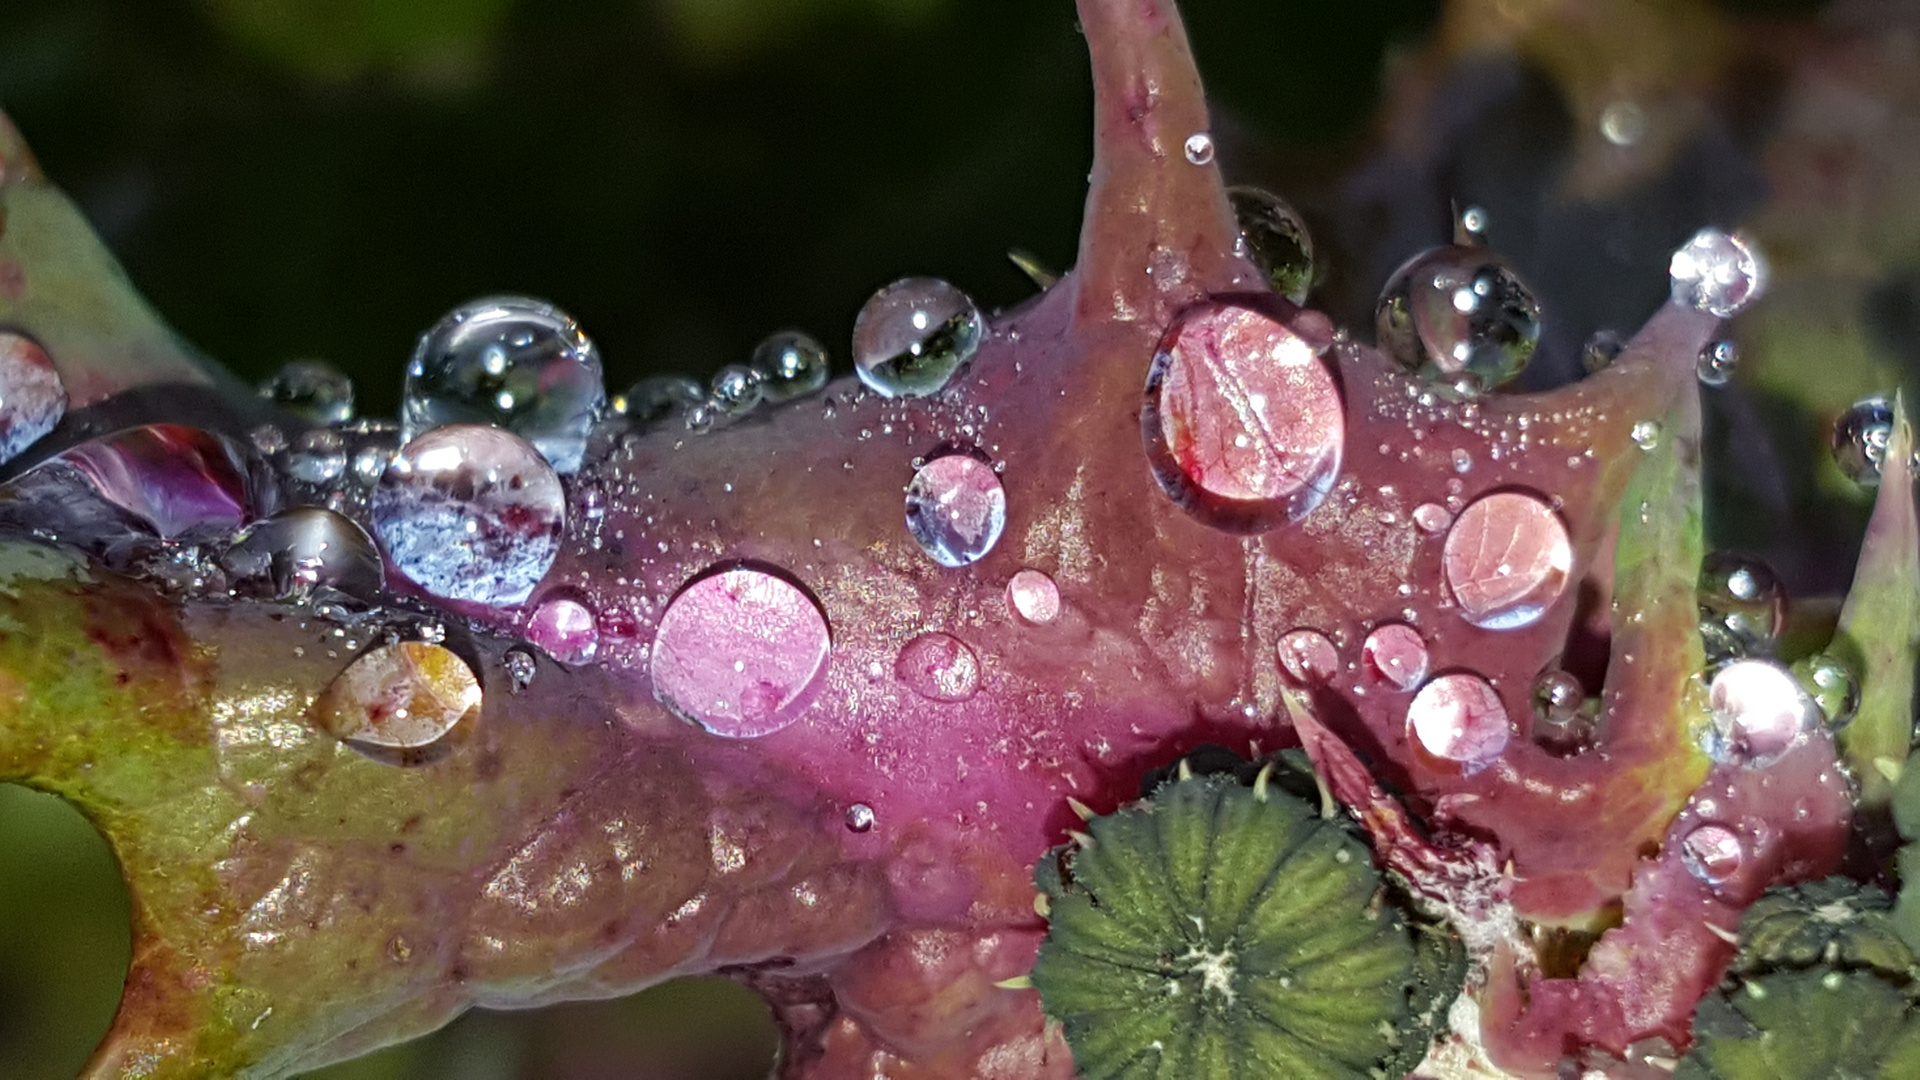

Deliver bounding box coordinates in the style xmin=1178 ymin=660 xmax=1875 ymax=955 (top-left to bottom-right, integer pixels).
xmin=995 ymin=974 xmax=1034 ymax=990
xmin=1313 ymin=769 xmax=1337 ymax=820
xmin=1704 ymin=921 xmax=1740 ymax=945
xmin=1066 ymin=796 xmax=1096 ymax=822
xmin=1034 ymin=892 xmax=1051 ymax=918
xmin=1874 ymin=756 xmax=1903 ymax=784
xmin=1253 ymin=761 xmax=1274 ymax=803
xmin=1067 ymin=829 xmax=1095 ymax=849
xmin=1177 ymin=758 xmax=1193 ymax=782
xmin=1006 ymin=249 xmax=1059 ymax=290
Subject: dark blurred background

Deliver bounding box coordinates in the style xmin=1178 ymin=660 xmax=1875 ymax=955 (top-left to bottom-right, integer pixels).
xmin=0 ymin=0 xmax=1890 ymax=1076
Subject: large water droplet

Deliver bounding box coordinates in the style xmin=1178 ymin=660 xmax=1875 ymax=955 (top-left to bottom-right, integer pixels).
xmin=1831 ymin=395 xmax=1896 ymax=487
xmin=1363 ymin=623 xmax=1429 ymax=690
xmin=0 ymin=331 xmax=66 ymax=464
xmin=1227 ymin=186 xmax=1314 ymax=303
xmin=313 ymin=641 xmax=481 ymax=751
xmin=894 ymin=632 xmax=981 ymax=702
xmin=526 ymin=594 xmax=599 ymax=664
xmin=1407 ymin=672 xmax=1511 ymax=774
xmin=260 ymin=359 xmax=354 ymax=426
xmin=1698 ymin=551 xmax=1785 ymax=661
xmin=750 ymin=330 xmax=831 ymax=403
xmin=904 ymin=450 xmax=1007 ymax=567
xmin=1007 ymin=569 xmax=1060 ymax=625
xmin=1792 ymin=653 xmax=1860 ymax=729
xmin=708 ymin=364 xmax=764 ymax=418
xmin=284 ymin=429 xmax=348 ymax=484
xmin=1530 ymin=669 xmax=1597 ymax=753
xmin=1375 ymin=245 xmax=1541 ymax=391
xmin=851 ymin=277 xmax=985 ymax=398
xmin=1143 ymin=301 xmax=1344 ymax=533
xmin=1696 ymin=340 xmax=1738 ymax=387
xmin=1703 ymin=658 xmax=1819 ymax=768
xmin=1442 ymin=492 xmax=1572 ymax=630
xmin=1277 ymin=628 xmax=1339 ymax=685
xmin=1679 ymin=823 xmax=1744 ymax=886
xmin=223 ymin=506 xmax=382 ymax=601
xmin=1669 ymin=228 xmax=1766 ymax=317
xmin=650 ymin=564 xmax=832 ymax=738
xmin=402 ymin=296 xmax=606 ymax=474
xmin=6 ymin=424 xmax=269 ymax=542
xmin=370 ymin=424 xmax=564 ymax=608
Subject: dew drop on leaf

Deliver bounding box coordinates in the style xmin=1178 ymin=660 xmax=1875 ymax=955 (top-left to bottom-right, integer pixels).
xmin=894 ymin=631 xmax=981 ymax=703
xmin=1277 ymin=628 xmax=1339 ymax=685
xmin=1831 ymin=394 xmax=1896 ymax=487
xmin=1680 ymin=823 xmax=1745 ymax=886
xmin=525 ymin=594 xmax=598 ymax=664
xmin=845 ymin=803 xmax=876 ymax=833
xmin=1530 ymin=669 xmax=1596 ymax=753
xmin=1227 ymin=186 xmax=1314 ymax=303
xmin=259 ymin=359 xmax=354 ymax=426
xmin=283 ymin=428 xmax=347 ymax=484
xmin=0 ymin=330 xmax=66 ymax=464
xmin=1669 ymin=228 xmax=1766 ymax=317
xmin=1441 ymin=491 xmax=1572 ymax=630
xmin=1362 ymin=623 xmax=1429 ymax=690
xmin=1698 ymin=551 xmax=1785 ymax=662
xmin=1182 ymin=131 xmax=1214 ymax=165
xmin=1006 ymin=568 xmax=1060 ymax=624
xmin=1375 ymin=244 xmax=1540 ymax=391
xmin=708 ymin=364 xmax=764 ymax=418
xmin=617 ymin=375 xmax=705 ymax=429
xmin=851 ymin=277 xmax=985 ymax=398
xmin=1703 ymin=658 xmax=1820 ymax=768
xmin=313 ymin=640 xmax=482 ymax=751
xmin=1696 ymin=339 xmax=1739 ymax=387
xmin=649 ymin=564 xmax=832 ymax=738
xmin=504 ymin=646 xmax=537 ymax=693
xmin=750 ymin=330 xmax=831 ymax=403
xmin=223 ymin=505 xmax=382 ymax=601
xmin=1582 ymin=328 xmax=1625 ymax=373
xmin=1407 ymin=672 xmax=1511 ymax=773
xmin=1792 ymin=653 xmax=1860 ymax=729
xmin=904 ymin=451 xmax=1007 ymax=568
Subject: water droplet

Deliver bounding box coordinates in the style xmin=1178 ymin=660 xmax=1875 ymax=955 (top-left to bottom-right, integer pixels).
xmin=1227 ymin=186 xmax=1314 ymax=303
xmin=1531 ymin=670 xmax=1597 ymax=753
xmin=1679 ymin=823 xmax=1744 ymax=886
xmin=1007 ymin=569 xmax=1061 ymax=625
xmin=650 ymin=564 xmax=832 ymax=738
xmin=1277 ymin=628 xmax=1339 ymax=685
xmin=526 ymin=594 xmax=599 ymax=664
xmin=370 ymin=424 xmax=564 ymax=608
xmin=750 ymin=330 xmax=831 ymax=403
xmin=1456 ymin=205 xmax=1489 ymax=244
xmin=402 ymin=296 xmax=606 ymax=474
xmin=845 ymin=803 xmax=876 ymax=833
xmin=851 ymin=277 xmax=986 ymax=398
xmin=894 ymin=632 xmax=981 ymax=702
xmin=0 ymin=331 xmax=66 ymax=464
xmin=1599 ymin=101 xmax=1647 ymax=147
xmin=1376 ymin=245 xmax=1541 ymax=391
xmin=1696 ymin=340 xmax=1738 ymax=387
xmin=1362 ymin=623 xmax=1429 ymax=690
xmin=1143 ymin=301 xmax=1344 ymax=532
xmin=260 ymin=359 xmax=354 ymax=426
xmin=1582 ymin=329 xmax=1625 ymax=374
xmin=1442 ymin=492 xmax=1572 ymax=630
xmin=313 ymin=641 xmax=481 ymax=750
xmin=618 ymin=375 xmax=705 ymax=428
xmin=284 ymin=428 xmax=348 ymax=484
xmin=1407 ymin=672 xmax=1510 ymax=774
xmin=5 ymin=423 xmax=268 ymax=542
xmin=250 ymin=424 xmax=288 ymax=456
xmin=1412 ymin=502 xmax=1452 ymax=534
xmin=504 ymin=647 xmax=537 ymax=692
xmin=1704 ymin=658 xmax=1819 ymax=767
xmin=904 ymin=450 xmax=1007 ymax=567
xmin=1698 ymin=551 xmax=1785 ymax=661
xmin=223 ymin=506 xmax=382 ymax=601
xmin=708 ymin=364 xmax=764 ymax=418
xmin=1630 ymin=419 xmax=1662 ymax=451
xmin=1831 ymin=395 xmax=1896 ymax=487
xmin=1182 ymin=132 xmax=1215 ymax=165
xmin=1451 ymin=448 xmax=1472 ymax=473
xmin=1792 ymin=653 xmax=1859 ymax=729
xmin=1669 ymin=228 xmax=1766 ymax=317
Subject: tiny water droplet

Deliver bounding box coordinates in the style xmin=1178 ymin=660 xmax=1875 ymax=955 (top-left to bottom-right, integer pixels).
xmin=402 ymin=296 xmax=606 ymax=473
xmin=370 ymin=424 xmax=564 ymax=608
xmin=526 ymin=594 xmax=599 ymax=664
xmin=904 ymin=450 xmax=1007 ymax=567
xmin=1277 ymin=628 xmax=1339 ymax=685
xmin=1704 ymin=658 xmax=1819 ymax=768
xmin=260 ymin=359 xmax=354 ymax=426
xmin=1451 ymin=448 xmax=1472 ymax=473
xmin=851 ymin=277 xmax=985 ymax=398
xmin=1362 ymin=623 xmax=1429 ymax=690
xmin=1831 ymin=395 xmax=1896 ymax=487
xmin=1407 ymin=672 xmax=1510 ymax=774
xmin=1182 ymin=132 xmax=1215 ymax=165
xmin=894 ymin=632 xmax=981 ymax=702
xmin=1412 ymin=502 xmax=1452 ymax=534
xmin=1227 ymin=186 xmax=1314 ymax=303
xmin=1679 ymin=823 xmax=1744 ymax=886
xmin=1143 ymin=302 xmax=1343 ymax=532
xmin=1530 ymin=670 xmax=1597 ymax=753
xmin=1376 ymin=245 xmax=1540 ymax=391
xmin=750 ymin=330 xmax=831 ymax=402
xmin=650 ymin=564 xmax=831 ymax=738
xmin=845 ymin=803 xmax=876 ymax=833
xmin=313 ymin=641 xmax=481 ymax=751
xmin=1442 ymin=491 xmax=1572 ymax=630
xmin=1582 ymin=329 xmax=1625 ymax=373
xmin=1456 ymin=205 xmax=1489 ymax=244
xmin=1007 ymin=569 xmax=1061 ymax=625
xmin=1630 ymin=419 xmax=1662 ymax=451
xmin=1669 ymin=228 xmax=1766 ymax=317
xmin=504 ymin=647 xmax=537 ymax=692
xmin=0 ymin=331 xmax=66 ymax=464
xmin=1696 ymin=340 xmax=1738 ymax=387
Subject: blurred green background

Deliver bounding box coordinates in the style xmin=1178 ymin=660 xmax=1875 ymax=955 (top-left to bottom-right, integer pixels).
xmin=1 ymin=0 xmax=1893 ymax=1076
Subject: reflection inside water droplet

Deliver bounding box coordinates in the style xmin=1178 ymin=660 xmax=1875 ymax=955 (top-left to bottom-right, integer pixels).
xmin=905 ymin=451 xmax=1007 ymax=567
xmin=1704 ymin=659 xmax=1818 ymax=767
xmin=313 ymin=641 xmax=481 ymax=751
xmin=1007 ymin=569 xmax=1060 ymax=624
xmin=895 ymin=632 xmax=981 ymax=703
xmin=1407 ymin=672 xmax=1510 ymax=774
xmin=1679 ymin=823 xmax=1744 ymax=886
xmin=650 ymin=564 xmax=832 ymax=738
xmin=1277 ymin=628 xmax=1339 ymax=686
xmin=1442 ymin=491 xmax=1572 ymax=630
xmin=1362 ymin=623 xmax=1428 ymax=690
xmin=1698 ymin=551 xmax=1785 ymax=662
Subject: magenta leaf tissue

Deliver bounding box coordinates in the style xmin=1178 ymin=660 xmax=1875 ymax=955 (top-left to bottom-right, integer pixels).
xmin=1 ymin=1 xmax=1917 ymax=1078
